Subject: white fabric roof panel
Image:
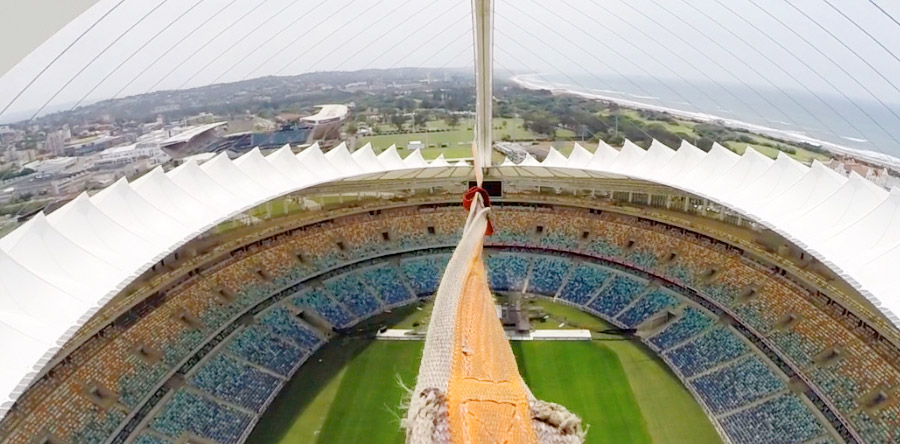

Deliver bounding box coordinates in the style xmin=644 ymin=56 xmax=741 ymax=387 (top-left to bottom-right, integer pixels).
xmin=351 ymin=144 xmax=384 ymax=174
xmin=788 ymin=173 xmax=888 ymax=243
xmin=633 ymin=140 xmax=676 ymax=179
xmin=732 ymin=153 xmax=807 ymax=213
xmin=233 ymin=148 xmax=297 ymax=195
xmin=566 ymin=143 xmax=594 ymax=169
xmin=266 ymin=145 xmax=319 ymax=186
xmin=200 ymin=153 xmax=271 ymax=205
xmin=46 ymin=193 xmax=156 ymax=271
xmin=0 ymin=213 xmax=123 ymax=299
xmin=297 ymin=143 xmax=341 ymax=179
xmin=167 ymin=161 xmax=237 ymax=210
xmin=607 ymin=140 xmax=646 ymax=175
xmin=2 ymin=139 xmax=900 ymax=423
xmin=819 ymin=188 xmax=900 ymax=269
xmin=91 ymin=179 xmax=187 ymax=246
xmin=704 ymin=147 xmax=773 ymax=202
xmin=324 ymin=143 xmax=365 ymax=177
xmin=586 ymin=140 xmax=620 ymax=170
xmin=131 ymin=167 xmax=221 ymax=232
xmin=756 ymin=160 xmax=848 ymax=223
xmin=376 ymin=146 xmax=406 ymax=170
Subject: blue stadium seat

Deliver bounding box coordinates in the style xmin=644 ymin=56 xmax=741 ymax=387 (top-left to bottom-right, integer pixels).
xmin=720 ymin=394 xmax=825 ymax=444
xmin=360 ymin=265 xmax=414 ymax=306
xmin=558 ymin=264 xmax=611 ymax=305
xmin=691 ymin=356 xmax=785 ymax=414
xmin=588 ymin=275 xmax=645 ymax=317
xmin=617 ymin=289 xmax=679 ymax=327
xmin=227 ymin=326 xmax=306 ymax=376
xmin=649 ymin=307 xmax=715 ymax=350
xmin=152 ymin=389 xmax=252 ymax=444
xmin=666 ymin=327 xmax=749 ymax=377
xmin=527 ymin=256 xmax=570 ymax=296
xmin=189 ymin=354 xmax=282 ymax=413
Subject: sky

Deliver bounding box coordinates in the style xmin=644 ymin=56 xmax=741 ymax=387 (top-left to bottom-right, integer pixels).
xmin=1 ymin=0 xmax=900 ymax=124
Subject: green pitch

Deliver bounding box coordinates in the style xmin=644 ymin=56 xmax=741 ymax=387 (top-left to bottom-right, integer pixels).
xmin=246 ymin=304 xmax=722 ymax=444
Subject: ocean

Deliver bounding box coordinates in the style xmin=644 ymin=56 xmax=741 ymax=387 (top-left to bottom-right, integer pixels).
xmin=515 ymin=73 xmax=900 ymax=165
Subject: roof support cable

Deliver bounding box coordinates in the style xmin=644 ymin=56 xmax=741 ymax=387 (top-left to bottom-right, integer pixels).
xmin=239 ymin=0 xmax=369 ymax=81
xmin=109 ymin=0 xmax=243 ymax=100
xmin=0 ymin=0 xmax=129 ymax=119
xmin=145 ymin=0 xmax=278 ymax=94
xmin=207 ymin=0 xmax=334 ymax=86
xmin=666 ymin=0 xmax=900 ymax=153
xmin=68 ymin=0 xmax=210 ymax=111
xmin=174 ymin=0 xmax=312 ymax=91
xmin=706 ymin=0 xmax=900 ymax=153
xmin=549 ymin=0 xmax=781 ymax=133
xmin=27 ymin=0 xmax=176 ymax=121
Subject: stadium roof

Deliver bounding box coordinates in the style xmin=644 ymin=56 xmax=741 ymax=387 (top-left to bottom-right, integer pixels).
xmin=0 ymin=140 xmax=899 ymax=418
xmin=299 ymin=104 xmax=350 ymax=124
xmin=159 ymin=121 xmax=226 ymax=147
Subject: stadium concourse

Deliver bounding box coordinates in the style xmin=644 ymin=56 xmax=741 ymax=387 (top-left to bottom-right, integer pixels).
xmin=2 ymin=140 xmax=900 ymax=443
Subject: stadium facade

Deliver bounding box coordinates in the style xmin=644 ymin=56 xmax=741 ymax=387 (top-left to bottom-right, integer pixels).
xmin=1 ymin=140 xmax=900 ymax=443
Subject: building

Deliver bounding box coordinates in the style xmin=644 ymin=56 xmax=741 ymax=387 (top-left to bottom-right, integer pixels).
xmin=24 ymin=157 xmax=77 ymax=176
xmin=45 ymin=130 xmax=67 ymax=155
xmin=300 ymin=104 xmax=349 ymax=140
xmin=159 ymin=122 xmax=227 ymax=159
xmin=408 ymin=140 xmax=425 ymax=150
xmin=64 ymin=134 xmax=126 ymax=156
xmin=827 ymin=157 xmax=900 ymax=189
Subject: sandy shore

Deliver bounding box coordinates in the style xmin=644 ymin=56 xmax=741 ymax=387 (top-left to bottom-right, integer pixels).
xmin=511 ymin=74 xmax=900 ymax=169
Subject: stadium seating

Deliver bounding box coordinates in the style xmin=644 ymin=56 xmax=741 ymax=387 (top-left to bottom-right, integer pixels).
xmin=189 ymin=354 xmax=282 ymax=413
xmin=360 ymin=265 xmax=415 ymax=306
xmin=226 ymin=326 xmax=306 ymax=377
xmin=485 ymin=253 xmax=531 ymax=292
xmin=132 ymin=432 xmax=172 ymax=444
xmin=401 ymin=255 xmax=450 ymax=296
xmin=151 ymin=389 xmax=253 ymax=444
xmin=324 ymin=274 xmax=383 ymax=317
xmin=616 ymin=289 xmax=679 ymax=327
xmin=292 ymin=287 xmax=356 ymax=328
xmin=588 ymin=275 xmax=646 ymax=317
xmin=557 ymin=263 xmax=612 ymax=305
xmin=690 ymin=356 xmax=786 ymax=414
xmin=720 ymin=394 xmax=825 ymax=444
xmin=8 ymin=203 xmax=900 ymax=444
xmin=258 ymin=306 xmax=322 ymax=350
xmin=527 ymin=256 xmax=570 ymax=296
xmin=649 ymin=307 xmax=716 ymax=350
xmin=667 ymin=327 xmax=750 ymax=377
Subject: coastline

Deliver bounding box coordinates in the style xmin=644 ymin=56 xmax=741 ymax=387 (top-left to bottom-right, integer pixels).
xmin=511 ymin=74 xmax=900 ymax=170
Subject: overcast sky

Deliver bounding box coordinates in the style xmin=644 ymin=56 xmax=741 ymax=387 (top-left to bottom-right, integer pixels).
xmin=1 ymin=0 xmax=899 ymax=123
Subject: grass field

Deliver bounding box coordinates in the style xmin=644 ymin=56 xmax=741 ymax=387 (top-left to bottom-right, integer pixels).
xmin=361 ymin=118 xmax=542 ymax=156
xmin=246 ymin=300 xmax=722 ymax=444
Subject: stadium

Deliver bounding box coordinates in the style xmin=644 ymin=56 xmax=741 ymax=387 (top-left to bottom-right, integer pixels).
xmin=0 ymin=139 xmax=898 ymax=444
xmin=3 ymin=1 xmax=900 ymax=444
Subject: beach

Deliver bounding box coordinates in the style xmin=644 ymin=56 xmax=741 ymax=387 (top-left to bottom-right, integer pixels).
xmin=512 ymin=74 xmax=900 ymax=170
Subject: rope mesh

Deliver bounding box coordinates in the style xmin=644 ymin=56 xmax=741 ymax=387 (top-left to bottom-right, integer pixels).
xmin=404 ymin=193 xmax=584 ymax=444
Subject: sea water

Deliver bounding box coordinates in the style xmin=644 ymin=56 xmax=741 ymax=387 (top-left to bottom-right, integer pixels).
xmin=518 ymin=73 xmax=900 ymax=164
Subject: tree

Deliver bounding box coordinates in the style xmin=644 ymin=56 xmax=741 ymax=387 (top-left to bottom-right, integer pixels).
xmin=524 ymin=112 xmax=558 ymax=138
xmin=391 ymin=114 xmax=409 ymax=131
xmin=446 ymin=113 xmax=461 ymax=128
xmin=347 ymin=123 xmax=358 ymax=136
xmin=413 ymin=112 xmax=429 ymax=129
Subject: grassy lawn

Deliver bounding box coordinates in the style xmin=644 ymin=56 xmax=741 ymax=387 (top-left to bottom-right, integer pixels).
xmin=513 ymin=341 xmax=653 ymax=444
xmin=362 ymin=118 xmax=541 ymax=155
xmin=609 ymin=109 xmax=700 ymax=140
xmin=725 ymin=140 xmax=831 ymax=163
xmin=247 ymin=299 xmax=721 ymax=444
